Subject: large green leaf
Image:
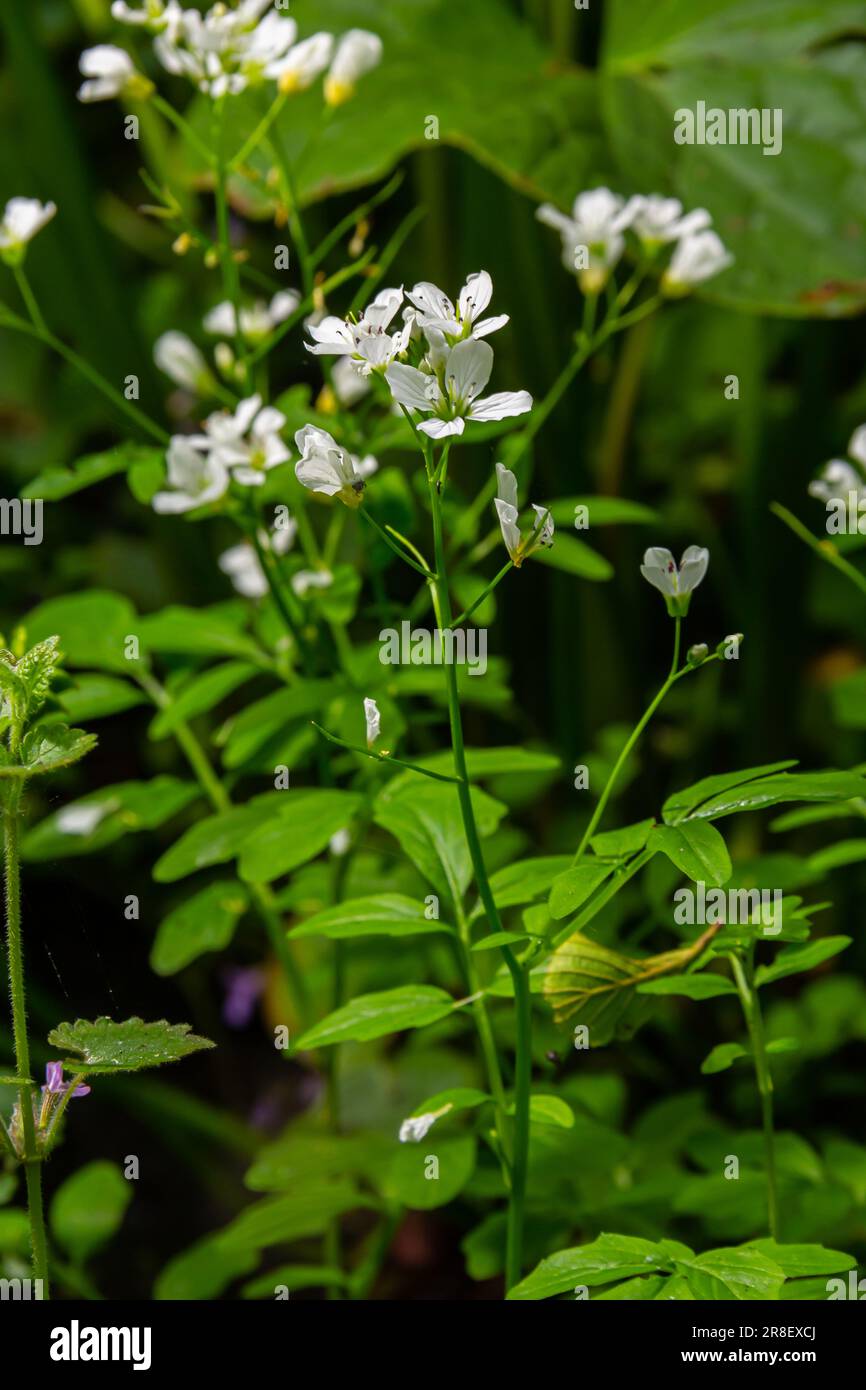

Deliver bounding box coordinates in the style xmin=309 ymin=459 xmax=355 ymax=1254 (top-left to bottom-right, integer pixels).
xmin=138 ymin=604 xmax=269 ymax=666
xmin=238 ymin=790 xmax=363 ymax=883
xmin=548 ymin=860 xmax=614 ymax=921
xmin=755 ymin=936 xmax=851 ymax=987
xmin=675 ymin=1246 xmax=785 ymax=1300
xmin=149 ymin=661 xmax=260 ymax=740
xmin=47 ymin=1017 xmax=215 ymax=1073
xmin=22 ymin=777 xmax=199 ymax=860
xmin=290 ymin=893 xmax=452 ymax=940
xmin=374 ymin=776 xmax=506 ymax=901
xmin=150 ymin=881 xmax=249 ymax=976
xmin=294 ymin=985 xmax=456 ymax=1050
xmin=662 ymin=762 xmax=797 ymax=823
xmin=649 ymin=821 xmax=732 ymax=886
xmin=383 ymin=1136 xmax=476 ymax=1210
xmin=153 ymin=794 xmax=283 ymax=882
xmin=21 ymin=444 xmax=162 ymax=501
xmin=216 ymin=1183 xmax=371 ymax=1253
xmin=600 ymin=0 xmax=866 ymax=315
xmin=664 ymin=767 xmax=866 ymax=824
xmin=25 ymin=591 xmax=139 ymax=674
xmin=50 ymin=1161 xmax=132 ymax=1264
xmin=508 ymin=1233 xmax=673 ymax=1300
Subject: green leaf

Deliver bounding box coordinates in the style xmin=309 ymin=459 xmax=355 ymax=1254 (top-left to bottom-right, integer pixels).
xmin=153 ymin=794 xmax=282 ymax=882
xmin=744 ymin=1240 xmax=856 ymax=1278
xmin=471 ymin=931 xmax=530 ymax=951
xmin=25 ymin=591 xmax=139 ymax=674
xmin=50 ymin=1161 xmax=132 ymax=1263
xmin=676 ymin=1246 xmax=785 ymax=1301
xmin=508 ymin=1233 xmax=670 ymax=1300
xmin=245 ymin=1132 xmax=391 ymax=1193
xmin=544 ymin=496 xmax=658 ymax=528
xmin=150 ymin=881 xmax=249 ymax=975
xmin=374 ymin=776 xmax=506 ymax=901
xmin=238 ymin=790 xmax=363 ymax=884
xmin=290 ymin=893 xmax=452 ymax=940
xmin=384 ymin=1136 xmax=476 ymax=1210
xmin=294 ymin=986 xmax=455 ymax=1051
xmin=408 ymin=1088 xmax=489 ymax=1120
xmin=755 ymin=936 xmax=851 ymax=987
xmin=21 ymin=444 xmax=161 ymax=500
xmin=548 ymin=860 xmax=614 ymax=920
xmin=662 ymin=763 xmax=799 ymax=824
xmin=414 ymin=746 xmax=560 ymax=779
xmin=526 ymin=1095 xmax=575 ymax=1130
xmin=217 ymin=1182 xmax=370 ymax=1252
xmin=649 ymin=822 xmax=732 ymax=887
xmin=590 ymin=819 xmax=655 ymax=860
xmin=807 ymin=839 xmax=866 ymax=873
xmin=154 ymin=1235 xmax=257 ymax=1300
xmin=57 ymin=674 xmax=146 ymax=722
xmin=700 ymin=1042 xmax=750 ymax=1075
xmin=639 ymin=973 xmax=738 ymax=1000
xmin=533 ymin=534 xmax=613 ymax=581
xmin=22 ymin=777 xmax=199 ymax=861
xmin=601 ymin=0 xmax=866 ymax=316
xmin=220 ymin=680 xmax=340 ymax=769
xmin=485 ymin=855 xmax=573 ymax=911
xmin=667 ymin=769 xmax=866 ymax=825
xmin=47 ymin=1017 xmax=215 ymax=1073
xmin=0 ymin=724 xmax=97 ymax=779
xmin=149 ymin=661 xmax=259 ymax=739
xmin=241 ymin=1265 xmax=349 ymax=1298
xmin=138 ymin=604 xmax=268 ymax=665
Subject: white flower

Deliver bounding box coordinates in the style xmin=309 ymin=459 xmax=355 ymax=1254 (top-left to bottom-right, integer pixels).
xmin=77 ymin=45 xmax=140 ymax=102
xmin=364 ymin=696 xmax=381 ymax=748
xmin=111 ymin=0 xmax=182 ymax=33
xmin=0 ymin=198 xmax=57 ymax=264
xmin=536 ymin=187 xmax=636 ymax=292
xmin=332 ymin=355 xmax=371 ymax=406
xmin=329 ymin=828 xmax=351 ymax=856
xmin=203 ymin=291 xmax=300 ymax=341
xmin=152 ymin=436 xmax=229 ymax=514
xmin=624 ymin=195 xmax=711 ymax=248
xmin=154 ymin=2 xmax=296 ymax=97
xmin=407 ymin=271 xmax=508 ymax=342
xmin=306 ymin=286 xmax=409 ymax=376
xmin=640 ymin=545 xmax=709 ymax=616
xmin=56 ymin=802 xmax=111 ymax=836
xmin=294 ymin=424 xmax=366 ymax=508
xmin=219 ymin=521 xmax=295 ymax=598
xmin=809 ymin=425 xmax=866 ymax=505
xmin=267 ymin=31 xmax=334 ymax=93
xmin=324 ymin=29 xmax=382 ymax=106
xmin=398 ymin=1112 xmax=439 ymax=1143
xmin=662 ymin=230 xmax=733 ymax=294
xmin=494 ymin=463 xmax=553 ymax=566
xmin=386 ymin=338 xmax=532 ymax=440
xmin=154 ymin=331 xmax=214 ymax=394
xmin=292 ymin=569 xmax=333 ymax=597
xmin=191 ymin=393 xmax=290 ymax=486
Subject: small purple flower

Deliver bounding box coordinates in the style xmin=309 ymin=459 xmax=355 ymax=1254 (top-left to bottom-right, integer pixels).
xmin=43 ymin=1063 xmax=90 ymax=1098
xmin=222 ymin=966 xmax=265 ymax=1029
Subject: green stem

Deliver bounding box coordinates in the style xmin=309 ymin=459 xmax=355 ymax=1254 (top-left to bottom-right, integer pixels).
xmin=359 ymin=505 xmax=435 ymax=578
xmin=452 ymin=560 xmax=513 ymax=627
xmin=427 ymin=471 xmax=531 ymax=1292
xmin=1 ymin=294 xmax=168 ymax=445
xmin=771 ymin=502 xmax=866 ymax=601
xmin=151 ymin=94 xmax=215 ymax=168
xmin=4 ymin=782 xmax=49 ymax=1294
xmin=728 ymin=951 xmax=779 ymax=1239
xmin=268 ymin=129 xmax=313 ymax=297
xmin=213 ymin=98 xmax=250 ymax=389
xmin=572 ymin=621 xmax=682 ymax=864
xmin=229 ymin=90 xmax=287 ymax=171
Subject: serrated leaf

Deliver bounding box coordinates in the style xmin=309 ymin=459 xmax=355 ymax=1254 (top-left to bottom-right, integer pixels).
xmin=47 ymin=1017 xmax=215 ymax=1073
xmin=0 ymin=725 xmax=97 ymax=779
xmin=294 ymin=986 xmax=455 ymax=1051
xmin=150 ymin=881 xmax=249 ymax=975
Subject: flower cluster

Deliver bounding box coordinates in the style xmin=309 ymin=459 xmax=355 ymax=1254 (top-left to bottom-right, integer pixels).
xmin=808 ymin=424 xmax=866 ymax=507
xmin=85 ymin=2 xmax=382 ymax=104
xmin=536 ymin=187 xmax=732 ymax=295
xmin=154 ymin=291 xmax=301 ymax=397
xmin=494 ymin=464 xmax=554 ymax=566
xmin=153 ymin=392 xmax=289 ymax=512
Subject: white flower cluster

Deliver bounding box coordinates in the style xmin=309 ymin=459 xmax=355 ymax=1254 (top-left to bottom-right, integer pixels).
xmin=153 ymin=392 xmax=289 ymax=513
xmin=537 ymin=188 xmax=732 ymax=295
xmin=89 ymin=2 xmax=382 ymax=104
xmin=494 ymin=464 xmax=553 ymax=567
xmin=153 ymin=291 xmax=300 ymax=396
xmin=808 ymin=425 xmax=866 ymax=507
xmin=306 ymin=271 xmax=530 ymax=443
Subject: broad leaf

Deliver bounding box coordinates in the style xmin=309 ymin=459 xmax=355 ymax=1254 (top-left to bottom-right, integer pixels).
xmin=649 ymin=822 xmax=732 ymax=887
xmin=150 ymin=881 xmax=249 ymax=975
xmin=238 ymin=790 xmax=363 ymax=883
xmin=149 ymin=661 xmax=260 ymax=739
xmin=50 ymin=1161 xmax=132 ymax=1263
xmin=675 ymin=1246 xmax=785 ymax=1301
xmin=383 ymin=1136 xmax=476 ymax=1210
xmin=755 ymin=936 xmax=851 ymax=987
xmin=21 ymin=444 xmax=162 ymax=500
xmin=548 ymin=860 xmax=614 ymax=921
xmin=290 ymin=893 xmax=452 ymax=940
xmin=662 ymin=763 xmax=798 ymax=824
xmin=23 ymin=777 xmax=199 ymax=861
xmin=0 ymin=725 xmax=97 ymax=779
xmin=374 ymin=776 xmax=506 ymax=901
xmin=47 ymin=1017 xmax=215 ymax=1073
xmin=153 ymin=794 xmax=283 ymax=882
xmin=25 ymin=591 xmax=139 ymax=674
xmin=639 ymin=973 xmax=737 ymax=1000
xmin=294 ymin=985 xmax=455 ymax=1050
xmin=508 ymin=1233 xmax=671 ymax=1301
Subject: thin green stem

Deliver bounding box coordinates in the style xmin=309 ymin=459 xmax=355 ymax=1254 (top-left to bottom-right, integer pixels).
xmin=427 ymin=470 xmax=531 ymax=1292
xmin=728 ymin=952 xmax=779 ymax=1239
xmin=268 ymin=129 xmax=313 ymax=296
xmin=359 ymin=505 xmax=435 ymax=578
xmin=452 ymin=560 xmax=514 ymax=627
xmin=4 ymin=781 xmax=49 ymax=1294
xmin=771 ymin=501 xmax=866 ymax=600
xmin=311 ymin=721 xmax=462 ymax=785
xmin=1 ymin=294 xmax=169 ymax=445
xmin=151 ymin=94 xmax=215 ymax=167
xmin=229 ymin=90 xmax=287 ymax=171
